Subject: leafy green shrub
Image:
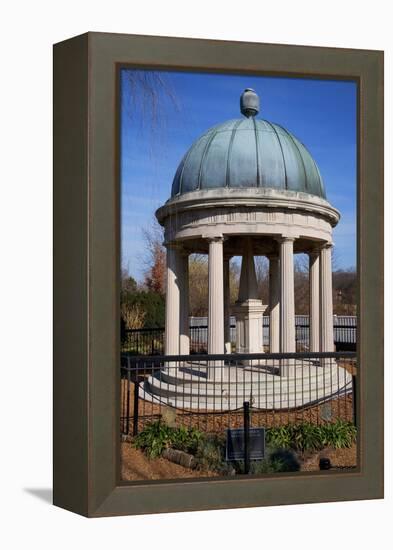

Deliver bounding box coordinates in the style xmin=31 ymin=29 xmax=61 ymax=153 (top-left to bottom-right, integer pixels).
xmin=170 ymin=425 xmax=202 ymax=455
xmin=320 ymin=420 xmax=357 ymax=449
xmin=231 ymin=448 xmax=300 ymax=475
xmin=266 ymin=421 xmax=357 ymax=453
xmin=291 ymin=423 xmax=323 ymax=452
xmin=133 ymin=421 xmax=174 ymax=458
xmin=195 ymin=434 xmax=232 ymax=474
xmin=194 ymin=436 xmax=300 ymax=476
xmin=265 ymin=425 xmax=292 ymax=449
xmin=267 ymin=449 xmax=301 ymax=472
xmin=135 ymin=419 xmax=356 ymax=469
xmin=121 ymin=289 xmax=165 ymax=329
xmin=134 ymin=421 xmax=202 ymax=458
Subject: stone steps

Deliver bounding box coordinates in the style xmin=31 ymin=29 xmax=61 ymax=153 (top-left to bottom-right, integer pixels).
xmin=144 ymin=375 xmax=351 ymax=402
xmin=140 ymin=384 xmax=351 ymax=411
xmin=140 ymin=364 xmax=352 ymax=411
xmin=157 ymin=365 xmax=348 ymax=389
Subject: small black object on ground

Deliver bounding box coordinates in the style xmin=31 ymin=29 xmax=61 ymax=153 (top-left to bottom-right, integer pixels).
xmin=319 ymin=457 xmax=332 ymax=470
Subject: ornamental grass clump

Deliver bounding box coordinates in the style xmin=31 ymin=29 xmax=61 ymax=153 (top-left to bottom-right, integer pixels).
xmin=266 ymin=420 xmax=357 ymax=453
xmin=320 ymin=420 xmax=357 ymax=449
xmin=170 ymin=425 xmax=202 ymax=455
xmin=194 ymin=434 xmax=233 ymax=474
xmin=228 ymin=447 xmax=300 ymax=475
xmin=291 ymin=423 xmax=323 ymax=453
xmin=133 ymin=421 xmax=202 ymax=459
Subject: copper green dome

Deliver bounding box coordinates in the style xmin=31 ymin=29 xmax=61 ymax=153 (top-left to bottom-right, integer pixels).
xmin=171 ymin=89 xmax=325 ymax=199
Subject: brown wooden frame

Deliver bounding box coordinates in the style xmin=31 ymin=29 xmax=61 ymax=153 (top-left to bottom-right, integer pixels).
xmin=53 ymin=32 xmax=384 ymax=517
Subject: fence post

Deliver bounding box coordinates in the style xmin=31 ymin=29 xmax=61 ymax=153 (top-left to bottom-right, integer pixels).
xmin=243 ymin=401 xmax=250 ymax=475
xmin=352 ymin=372 xmax=357 ymax=428
xmin=125 ymin=357 xmax=131 ymax=435
xmin=133 ymin=366 xmax=139 ymax=437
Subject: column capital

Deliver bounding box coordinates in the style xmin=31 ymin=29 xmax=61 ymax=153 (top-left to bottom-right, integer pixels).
xmin=320 ymin=241 xmax=333 ymax=250
xmin=163 ymin=241 xmax=190 ymax=257
xmin=266 ymin=252 xmax=279 ymax=261
xmin=276 ymin=235 xmax=296 ymax=244
xmin=205 ymin=235 xmax=225 ymax=244
xmin=308 ymin=248 xmax=320 ymax=259
xmin=163 ymin=240 xmax=183 ymax=250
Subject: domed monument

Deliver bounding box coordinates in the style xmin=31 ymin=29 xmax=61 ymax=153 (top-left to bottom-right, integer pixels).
xmin=143 ymin=89 xmax=352 ymax=410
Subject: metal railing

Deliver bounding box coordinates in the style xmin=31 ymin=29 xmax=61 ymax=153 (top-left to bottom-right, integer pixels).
xmin=122 ymin=322 xmax=357 ymax=355
xmin=122 ymin=326 xmax=165 ymax=355
xmin=121 ymin=351 xmax=357 ymax=436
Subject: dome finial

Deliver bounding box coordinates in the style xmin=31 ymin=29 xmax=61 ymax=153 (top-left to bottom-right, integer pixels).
xmin=240 ymin=88 xmax=259 ymax=118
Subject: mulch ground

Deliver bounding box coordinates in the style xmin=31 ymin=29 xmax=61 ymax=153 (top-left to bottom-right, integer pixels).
xmin=300 ymin=444 xmax=357 ymax=471
xmin=121 ymin=443 xmax=218 ymax=481
xmin=121 ymin=441 xmax=357 ymax=481
xmin=121 ymin=378 xmax=355 ymax=435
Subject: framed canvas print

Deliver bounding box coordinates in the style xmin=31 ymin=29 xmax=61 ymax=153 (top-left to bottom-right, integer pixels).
xmin=53 ymin=32 xmax=383 ymax=517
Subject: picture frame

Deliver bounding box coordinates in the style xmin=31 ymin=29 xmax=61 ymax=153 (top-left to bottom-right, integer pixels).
xmin=53 ymin=32 xmax=383 ymax=517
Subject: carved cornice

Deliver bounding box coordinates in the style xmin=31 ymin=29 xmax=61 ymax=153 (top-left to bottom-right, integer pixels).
xmin=156 ymin=188 xmax=340 ymax=227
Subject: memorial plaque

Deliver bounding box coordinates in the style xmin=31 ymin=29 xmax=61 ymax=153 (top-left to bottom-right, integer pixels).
xmin=226 ymin=428 xmax=265 ymax=461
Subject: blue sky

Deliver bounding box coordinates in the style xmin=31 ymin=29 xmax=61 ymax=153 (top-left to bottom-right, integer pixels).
xmin=120 ymin=69 xmax=357 ymax=281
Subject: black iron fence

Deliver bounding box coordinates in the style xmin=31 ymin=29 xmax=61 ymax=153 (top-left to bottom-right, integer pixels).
xmin=122 ymin=322 xmax=357 ymax=355
xmin=121 ymin=351 xmax=357 ymax=436
xmin=122 ymin=326 xmax=165 ymax=355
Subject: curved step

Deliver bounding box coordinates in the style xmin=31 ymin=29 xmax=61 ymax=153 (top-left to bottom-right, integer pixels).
xmin=140 ymin=383 xmax=352 ymax=411
xmin=159 ymin=361 xmax=344 ymax=386
xmin=147 ymin=367 xmax=351 ymax=396
xmin=140 ymin=366 xmax=352 ymax=411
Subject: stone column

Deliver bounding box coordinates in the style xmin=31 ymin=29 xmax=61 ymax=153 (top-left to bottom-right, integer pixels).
xmin=179 ymin=251 xmax=190 ymax=355
xmin=165 ymin=243 xmax=180 ymax=372
xmin=268 ymin=255 xmax=280 ymax=353
xmin=223 ymin=256 xmax=232 ymax=354
xmin=309 ymin=250 xmax=320 ymax=352
xmin=279 ymin=237 xmax=296 ymax=375
xmin=233 ymin=238 xmax=265 ymax=355
xmin=208 ymin=237 xmax=225 ymax=378
xmin=320 ymin=243 xmax=334 ymax=352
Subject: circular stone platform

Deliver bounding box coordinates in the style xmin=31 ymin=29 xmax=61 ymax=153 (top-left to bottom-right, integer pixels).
xmin=140 ymin=362 xmax=352 ymax=411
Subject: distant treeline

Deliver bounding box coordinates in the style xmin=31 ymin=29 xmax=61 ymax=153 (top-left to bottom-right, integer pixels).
xmin=121 ymin=249 xmax=356 ymax=330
